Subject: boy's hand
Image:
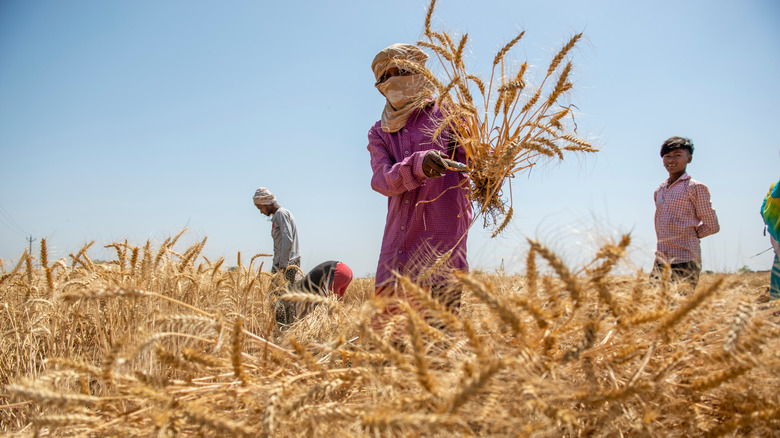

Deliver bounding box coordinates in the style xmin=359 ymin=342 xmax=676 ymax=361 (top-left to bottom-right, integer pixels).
xmin=422 ymin=150 xmax=447 ymax=178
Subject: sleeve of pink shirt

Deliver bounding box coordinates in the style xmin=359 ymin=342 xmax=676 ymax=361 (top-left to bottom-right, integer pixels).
xmin=692 ymin=183 xmax=720 ymax=238
xmin=367 ymin=128 xmax=428 ymax=196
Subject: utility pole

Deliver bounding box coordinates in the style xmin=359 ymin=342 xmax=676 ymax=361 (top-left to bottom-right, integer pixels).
xmin=27 ymin=235 xmax=36 ymax=256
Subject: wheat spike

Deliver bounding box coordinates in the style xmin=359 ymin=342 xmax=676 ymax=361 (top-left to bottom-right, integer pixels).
xmin=154 ymin=343 xmax=199 ymax=374
xmin=655 ymin=277 xmax=725 ymax=336
xmin=544 ymin=61 xmax=573 ymax=109
xmin=231 ymin=317 xmax=250 ymax=385
xmin=33 ymin=413 xmax=98 ymax=428
xmin=181 ymin=347 xmax=225 ymax=368
xmin=528 ymin=239 xmax=582 ymax=307
xmin=423 ymin=0 xmax=437 ymax=36
xmin=289 ymin=337 xmax=322 ymax=372
xmin=417 ymin=40 xmax=454 ymax=62
xmin=722 ymin=299 xmax=753 ymax=355
xmin=440 ymin=358 xmax=506 ymax=414
xmin=547 ymin=33 xmax=582 ymax=75
xmin=401 ymin=302 xmax=437 ymax=395
xmin=493 ymin=31 xmax=525 ymax=67
xmin=129 ymin=246 xmax=139 ymax=277
xmin=6 ymin=383 xmax=101 ymax=408
xmin=181 ymin=401 xmax=257 ymax=437
xmin=456 ymin=271 xmax=525 ymax=337
xmin=561 ymin=320 xmax=597 ymax=363
xmin=690 ymin=360 xmax=752 ymax=391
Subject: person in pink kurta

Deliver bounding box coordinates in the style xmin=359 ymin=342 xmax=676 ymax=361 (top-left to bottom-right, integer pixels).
xmin=367 ymin=43 xmax=472 ymax=316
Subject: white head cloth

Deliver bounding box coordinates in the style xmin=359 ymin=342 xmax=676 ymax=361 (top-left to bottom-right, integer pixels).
xmin=253 ymin=187 xmax=276 ymax=205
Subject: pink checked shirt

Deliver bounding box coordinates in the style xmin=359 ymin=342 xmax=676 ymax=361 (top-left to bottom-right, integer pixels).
xmin=368 ymin=104 xmax=471 ymax=288
xmin=654 ymin=173 xmax=719 ymax=264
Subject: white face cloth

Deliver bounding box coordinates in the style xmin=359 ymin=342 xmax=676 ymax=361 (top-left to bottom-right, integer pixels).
xmin=375 ymin=75 xmax=431 ymax=132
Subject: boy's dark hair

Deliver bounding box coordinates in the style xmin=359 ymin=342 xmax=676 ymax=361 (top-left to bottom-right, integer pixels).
xmin=660 ymin=136 xmax=694 ymax=157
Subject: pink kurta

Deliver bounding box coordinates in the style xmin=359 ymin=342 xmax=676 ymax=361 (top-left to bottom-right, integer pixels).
xmin=368 ymin=104 xmax=471 ymax=288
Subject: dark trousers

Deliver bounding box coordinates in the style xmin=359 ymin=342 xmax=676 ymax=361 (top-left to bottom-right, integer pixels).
xmin=272 ymin=259 xmax=301 ymax=286
xmin=651 ymin=260 xmax=701 ymax=288
xmin=272 ymin=260 xmax=302 ymax=328
xmin=431 ymin=285 xmax=462 ymax=314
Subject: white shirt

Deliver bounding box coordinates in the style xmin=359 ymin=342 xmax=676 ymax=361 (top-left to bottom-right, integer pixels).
xmin=271 ymin=207 xmax=300 ymax=270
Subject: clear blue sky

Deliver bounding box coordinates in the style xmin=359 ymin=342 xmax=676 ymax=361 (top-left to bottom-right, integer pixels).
xmin=1 ymin=0 xmax=778 ymax=277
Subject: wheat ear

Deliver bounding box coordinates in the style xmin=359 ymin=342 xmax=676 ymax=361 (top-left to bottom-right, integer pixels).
xmin=528 ymin=239 xmax=582 ymax=307
xmin=439 ymin=358 xmax=506 ymax=414
xmin=655 ymin=277 xmax=725 ymax=337
xmin=455 ymin=271 xmax=525 ymax=337
xmin=231 ymin=317 xmax=250 ymax=385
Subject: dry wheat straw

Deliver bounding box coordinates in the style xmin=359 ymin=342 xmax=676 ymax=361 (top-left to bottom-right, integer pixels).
xmin=456 ymin=271 xmax=524 ymax=337
xmin=561 ymin=320 xmax=597 ymax=363
xmin=155 ymin=343 xmax=199 ymax=374
xmin=655 ymin=277 xmax=725 ymax=336
xmin=440 ymin=358 xmax=506 ymax=414
xmin=32 ymin=413 xmax=99 ymax=428
xmin=402 ymin=303 xmax=436 ymax=394
xmin=6 ymin=383 xmax=102 ymax=408
xmin=398 ymin=275 xmax=484 ymax=352
xmin=289 ymin=337 xmax=321 ymax=372
xmin=181 ymin=401 xmax=257 ymax=437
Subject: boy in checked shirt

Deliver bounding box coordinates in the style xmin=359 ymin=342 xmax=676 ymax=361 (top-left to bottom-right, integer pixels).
xmin=652 ymin=136 xmax=720 ymax=288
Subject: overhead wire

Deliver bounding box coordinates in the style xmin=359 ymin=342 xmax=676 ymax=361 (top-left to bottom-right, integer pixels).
xmin=0 ymin=200 xmax=30 ymax=237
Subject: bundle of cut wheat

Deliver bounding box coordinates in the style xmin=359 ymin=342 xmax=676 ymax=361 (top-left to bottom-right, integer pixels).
xmin=399 ymin=0 xmax=597 ymax=236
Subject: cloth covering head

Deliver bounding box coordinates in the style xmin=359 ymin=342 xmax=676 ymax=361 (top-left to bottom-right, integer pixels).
xmin=253 ymin=187 xmax=276 ymax=206
xmin=371 ymin=43 xmax=432 ymax=133
xmin=330 ymin=262 xmax=354 ymax=299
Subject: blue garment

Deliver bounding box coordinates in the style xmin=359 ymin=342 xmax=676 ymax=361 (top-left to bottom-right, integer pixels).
xmin=771 ymin=252 xmax=780 ymax=301
xmin=761 ymin=181 xmax=780 ymax=241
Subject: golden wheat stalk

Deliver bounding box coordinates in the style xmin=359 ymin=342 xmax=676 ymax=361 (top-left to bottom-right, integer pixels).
xmin=455 ymin=271 xmax=525 ymax=337
xmin=6 ymin=383 xmax=105 ymax=408
xmin=655 ymin=277 xmax=725 ymax=336
xmin=60 ymin=287 xmax=214 ymax=318
xmin=180 ymin=401 xmax=257 ymax=437
xmin=362 ymin=411 xmax=470 ymax=435
xmin=439 ymin=357 xmax=506 ymax=414
xmin=399 ymin=300 xmax=437 ymax=395
xmin=231 ymin=317 xmax=250 ymax=385
xmin=32 ymin=413 xmax=100 ymax=428
xmin=528 ymin=239 xmax=582 ymax=307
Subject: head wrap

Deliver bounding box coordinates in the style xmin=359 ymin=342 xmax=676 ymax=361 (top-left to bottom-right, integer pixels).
xmin=371 ymin=43 xmax=432 ymax=133
xmin=329 ymin=262 xmax=354 ymax=299
xmin=253 ymin=187 xmax=276 ymax=206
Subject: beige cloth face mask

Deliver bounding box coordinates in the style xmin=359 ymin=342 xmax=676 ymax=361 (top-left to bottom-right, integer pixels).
xmin=371 ymin=43 xmax=431 ymax=133
xmin=375 ymin=75 xmax=430 ymax=133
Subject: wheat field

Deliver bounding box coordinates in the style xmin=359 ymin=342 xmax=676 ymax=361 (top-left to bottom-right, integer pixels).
xmin=1 ymin=232 xmax=778 ymax=437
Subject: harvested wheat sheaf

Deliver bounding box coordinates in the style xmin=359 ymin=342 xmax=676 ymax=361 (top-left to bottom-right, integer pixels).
xmin=412 ymin=0 xmax=598 ymax=236
xmin=1 ymin=231 xmax=779 ymax=437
